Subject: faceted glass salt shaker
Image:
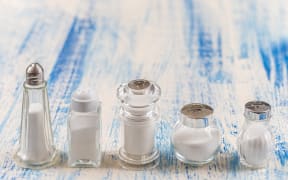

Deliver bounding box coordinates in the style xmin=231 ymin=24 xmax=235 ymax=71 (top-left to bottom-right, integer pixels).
xmin=14 ymin=63 xmax=59 ymax=169
xmin=237 ymin=101 xmax=273 ymax=168
xmin=67 ymin=89 xmax=102 ymax=167
xmin=171 ymin=103 xmax=221 ymax=165
xmin=117 ymin=79 xmax=161 ymax=169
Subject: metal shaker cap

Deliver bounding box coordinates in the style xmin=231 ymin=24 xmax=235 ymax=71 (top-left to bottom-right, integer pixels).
xmin=181 ymin=103 xmax=213 ymax=119
xmin=181 ymin=103 xmax=213 ymax=128
xmin=26 ymin=63 xmax=44 ymax=85
xmin=244 ymin=101 xmax=271 ymax=120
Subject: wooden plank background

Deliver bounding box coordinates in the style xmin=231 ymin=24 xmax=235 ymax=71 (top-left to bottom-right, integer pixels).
xmin=0 ymin=0 xmax=287 ymax=179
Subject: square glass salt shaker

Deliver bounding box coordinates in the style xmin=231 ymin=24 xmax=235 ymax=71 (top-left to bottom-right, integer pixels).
xmin=67 ymin=89 xmax=102 ymax=167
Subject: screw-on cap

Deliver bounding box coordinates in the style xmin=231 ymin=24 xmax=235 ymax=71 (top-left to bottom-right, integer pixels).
xmin=181 ymin=103 xmax=213 ymax=119
xmin=71 ymin=89 xmax=100 ymax=112
xmin=244 ymin=101 xmax=271 ymax=120
xmin=180 ymin=103 xmax=213 ymax=128
xmin=26 ymin=63 xmax=44 ymax=85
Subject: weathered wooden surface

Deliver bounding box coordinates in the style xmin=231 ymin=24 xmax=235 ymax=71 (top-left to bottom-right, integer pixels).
xmin=0 ymin=0 xmax=287 ymax=179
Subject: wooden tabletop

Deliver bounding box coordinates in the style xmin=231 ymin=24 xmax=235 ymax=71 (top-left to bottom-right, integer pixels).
xmin=0 ymin=0 xmax=287 ymax=179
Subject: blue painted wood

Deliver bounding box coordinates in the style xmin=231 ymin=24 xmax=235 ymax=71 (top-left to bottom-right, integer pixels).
xmin=0 ymin=0 xmax=287 ymax=179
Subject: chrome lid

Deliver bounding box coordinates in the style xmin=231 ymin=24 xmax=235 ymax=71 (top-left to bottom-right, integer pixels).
xmin=180 ymin=103 xmax=214 ymax=128
xmin=181 ymin=103 xmax=214 ymax=119
xmin=26 ymin=63 xmax=44 ymax=85
xmin=244 ymin=101 xmax=271 ymax=120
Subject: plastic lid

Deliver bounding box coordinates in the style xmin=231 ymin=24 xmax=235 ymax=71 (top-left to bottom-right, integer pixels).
xmin=71 ymin=89 xmax=100 ymax=112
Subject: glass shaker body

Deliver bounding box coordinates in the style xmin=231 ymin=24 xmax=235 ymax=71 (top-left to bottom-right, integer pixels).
xmin=14 ymin=63 xmax=59 ymax=169
xmin=117 ymin=79 xmax=161 ymax=169
xmin=237 ymin=101 xmax=273 ymax=168
xmin=67 ymin=90 xmax=102 ymax=168
xmin=171 ymin=103 xmax=221 ymax=165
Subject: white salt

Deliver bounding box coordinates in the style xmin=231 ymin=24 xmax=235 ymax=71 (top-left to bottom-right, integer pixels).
xmin=239 ymin=124 xmax=272 ymax=166
xmin=172 ymin=127 xmax=220 ymax=161
xmin=68 ymin=115 xmax=100 ymax=164
xmin=26 ymin=103 xmax=49 ymax=161
xmin=123 ymin=120 xmax=155 ymax=155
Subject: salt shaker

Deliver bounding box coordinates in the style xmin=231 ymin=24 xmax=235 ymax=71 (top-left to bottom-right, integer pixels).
xmin=237 ymin=101 xmax=273 ymax=168
xmin=117 ymin=79 xmax=161 ymax=169
xmin=67 ymin=89 xmax=102 ymax=167
xmin=14 ymin=63 xmax=59 ymax=169
xmin=171 ymin=103 xmax=221 ymax=165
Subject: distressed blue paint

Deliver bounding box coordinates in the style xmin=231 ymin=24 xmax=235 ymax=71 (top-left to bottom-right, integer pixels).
xmin=1 ymin=0 xmax=288 ymax=179
xmin=275 ymin=135 xmax=288 ymax=166
xmin=109 ymin=117 xmax=120 ymax=146
xmin=198 ymin=30 xmax=214 ymax=60
xmin=260 ymin=40 xmax=288 ymax=87
xmin=184 ymin=0 xmax=195 ymax=62
xmin=18 ymin=21 xmax=37 ymax=54
xmin=48 ymin=17 xmax=96 ymax=91
xmin=271 ymin=40 xmax=288 ymax=87
xmin=229 ymin=151 xmax=240 ymax=177
xmin=259 ymin=46 xmax=271 ymax=81
xmin=0 ymin=81 xmax=22 ymax=133
xmin=157 ymin=120 xmax=173 ymax=173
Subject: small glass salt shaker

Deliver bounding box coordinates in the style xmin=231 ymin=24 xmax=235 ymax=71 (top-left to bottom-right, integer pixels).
xmin=171 ymin=103 xmax=221 ymax=165
xmin=14 ymin=63 xmax=59 ymax=169
xmin=237 ymin=101 xmax=273 ymax=168
xmin=117 ymin=79 xmax=161 ymax=169
xmin=67 ymin=89 xmax=102 ymax=167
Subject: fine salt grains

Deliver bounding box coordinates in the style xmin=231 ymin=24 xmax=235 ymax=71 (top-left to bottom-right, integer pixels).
xmin=171 ymin=103 xmax=221 ymax=165
xmin=67 ymin=89 xmax=102 ymax=167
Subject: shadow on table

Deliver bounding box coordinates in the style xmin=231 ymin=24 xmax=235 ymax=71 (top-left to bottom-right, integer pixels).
xmin=153 ymin=150 xmax=260 ymax=174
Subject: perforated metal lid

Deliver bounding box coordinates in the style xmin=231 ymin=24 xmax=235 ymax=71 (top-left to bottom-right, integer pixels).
xmin=26 ymin=63 xmax=44 ymax=85
xmin=181 ymin=103 xmax=213 ymax=119
xmin=244 ymin=101 xmax=271 ymax=120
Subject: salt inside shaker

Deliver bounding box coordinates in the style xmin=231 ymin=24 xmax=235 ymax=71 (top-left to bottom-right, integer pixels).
xmin=14 ymin=63 xmax=59 ymax=169
xmin=117 ymin=79 xmax=161 ymax=169
xmin=237 ymin=101 xmax=273 ymax=168
xmin=171 ymin=103 xmax=221 ymax=165
xmin=68 ymin=89 xmax=102 ymax=167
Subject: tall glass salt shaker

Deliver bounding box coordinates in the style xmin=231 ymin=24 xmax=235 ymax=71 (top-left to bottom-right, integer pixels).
xmin=117 ymin=79 xmax=161 ymax=169
xmin=67 ymin=89 xmax=102 ymax=167
xmin=237 ymin=101 xmax=273 ymax=168
xmin=14 ymin=63 xmax=59 ymax=169
xmin=171 ymin=103 xmax=221 ymax=165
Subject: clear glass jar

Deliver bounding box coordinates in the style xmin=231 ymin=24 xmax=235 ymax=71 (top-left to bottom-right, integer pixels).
xmin=171 ymin=103 xmax=221 ymax=165
xmin=117 ymin=79 xmax=161 ymax=169
xmin=67 ymin=89 xmax=102 ymax=168
xmin=14 ymin=63 xmax=59 ymax=169
xmin=237 ymin=101 xmax=273 ymax=168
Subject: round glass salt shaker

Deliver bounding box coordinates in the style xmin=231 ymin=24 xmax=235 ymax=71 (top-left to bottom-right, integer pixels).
xmin=237 ymin=101 xmax=273 ymax=168
xmin=117 ymin=79 xmax=161 ymax=169
xmin=171 ymin=103 xmax=221 ymax=165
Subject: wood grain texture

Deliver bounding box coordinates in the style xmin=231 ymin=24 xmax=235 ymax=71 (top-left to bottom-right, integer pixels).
xmin=0 ymin=0 xmax=287 ymax=179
